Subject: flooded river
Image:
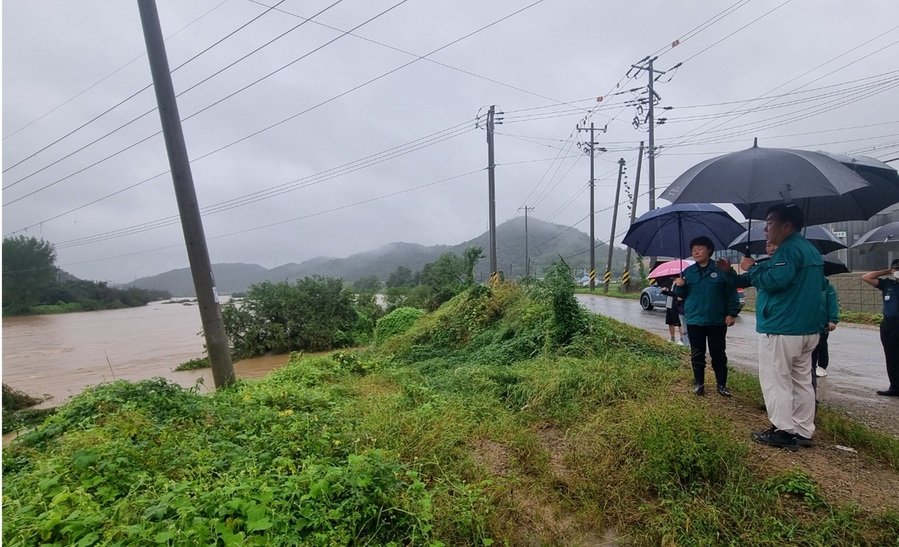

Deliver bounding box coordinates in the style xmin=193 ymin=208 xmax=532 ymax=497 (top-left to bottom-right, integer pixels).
xmin=2 ymin=301 xmax=289 ymax=408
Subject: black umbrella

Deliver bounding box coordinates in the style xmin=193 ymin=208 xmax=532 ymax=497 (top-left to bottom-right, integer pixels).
xmin=728 ymin=224 xmax=847 ymax=255
xmin=822 ymin=253 xmax=850 ymax=276
xmin=735 ymin=151 xmax=899 ymax=224
xmin=756 ymin=253 xmax=849 ymax=276
xmin=660 ymin=141 xmax=871 ymax=224
xmin=851 ymin=221 xmax=899 ymax=253
xmin=622 ymin=203 xmax=745 ymax=260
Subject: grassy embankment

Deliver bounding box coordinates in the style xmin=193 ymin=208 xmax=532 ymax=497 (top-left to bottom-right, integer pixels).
xmin=3 ymin=281 xmax=898 ymax=545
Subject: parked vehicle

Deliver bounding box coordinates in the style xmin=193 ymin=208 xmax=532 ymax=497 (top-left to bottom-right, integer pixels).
xmin=639 ymin=285 xmax=667 ymax=310
xmin=639 ymin=285 xmax=745 ymax=311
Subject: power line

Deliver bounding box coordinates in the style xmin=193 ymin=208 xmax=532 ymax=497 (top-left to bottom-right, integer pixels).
xmin=4 ymin=0 xmax=548 ymax=217
xmin=1 ymin=0 xmax=373 ymax=198
xmin=10 ymin=119 xmax=475 ymax=240
xmin=2 ymin=0 xmax=286 ymax=177
xmin=54 ymin=167 xmax=485 ymax=269
xmin=247 ymin=0 xmax=593 ymax=117
xmin=1 ymin=0 xmax=230 ymax=142
xmin=661 ymin=26 xmax=899 ymax=152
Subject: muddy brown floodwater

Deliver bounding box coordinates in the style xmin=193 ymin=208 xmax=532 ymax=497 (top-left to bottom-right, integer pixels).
xmin=2 ymin=301 xmax=290 ymax=410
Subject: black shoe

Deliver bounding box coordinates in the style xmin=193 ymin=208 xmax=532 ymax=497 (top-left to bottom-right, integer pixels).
xmin=876 ymin=389 xmax=899 ymax=397
xmin=795 ymin=434 xmax=814 ymax=448
xmin=751 ymin=426 xmax=798 ymax=451
xmin=717 ymin=385 xmax=732 ymax=397
xmin=693 ymin=384 xmax=705 ymax=396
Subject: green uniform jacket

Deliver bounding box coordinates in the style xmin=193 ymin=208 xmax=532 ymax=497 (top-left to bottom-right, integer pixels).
xmin=821 ymin=281 xmax=839 ymax=331
xmin=674 ymin=262 xmax=741 ymax=326
xmin=748 ymin=232 xmax=825 ymax=335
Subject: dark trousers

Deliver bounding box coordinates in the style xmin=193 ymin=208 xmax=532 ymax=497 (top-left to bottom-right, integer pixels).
xmin=812 ymin=330 xmax=830 ymax=370
xmin=882 ymin=318 xmax=899 ymax=390
xmin=687 ymin=324 xmax=728 ymax=387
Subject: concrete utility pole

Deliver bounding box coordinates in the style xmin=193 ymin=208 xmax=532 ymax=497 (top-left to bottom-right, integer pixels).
xmin=630 ymin=57 xmax=665 ymax=211
xmin=631 ymin=57 xmax=666 ymax=270
xmin=623 ymin=141 xmax=644 ymax=290
xmin=486 ymin=105 xmax=499 ymax=281
xmin=605 ymin=158 xmax=627 ymax=293
xmin=137 ymin=0 xmax=234 ymax=389
xmin=519 ymin=206 xmax=534 ymax=277
xmin=577 ymin=122 xmax=606 ymax=291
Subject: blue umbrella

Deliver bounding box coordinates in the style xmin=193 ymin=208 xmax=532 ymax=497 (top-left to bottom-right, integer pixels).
xmin=622 ymin=203 xmax=746 ymax=260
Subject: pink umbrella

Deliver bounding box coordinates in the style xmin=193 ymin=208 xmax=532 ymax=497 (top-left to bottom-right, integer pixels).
xmin=648 ymin=259 xmax=695 ymax=279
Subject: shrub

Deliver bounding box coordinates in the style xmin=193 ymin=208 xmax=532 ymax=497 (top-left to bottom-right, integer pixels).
xmin=221 ymin=277 xmax=360 ymax=358
xmin=375 ymin=307 xmax=426 ymax=345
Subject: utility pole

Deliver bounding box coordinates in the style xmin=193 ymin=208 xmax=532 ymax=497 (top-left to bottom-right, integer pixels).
xmin=629 ymin=57 xmax=665 ymax=211
xmin=519 ymin=205 xmax=534 ymax=277
xmin=577 ymin=122 xmax=606 ymax=291
xmin=623 ymin=141 xmax=644 ymax=290
xmin=485 ymin=105 xmax=502 ymax=282
xmin=137 ymin=0 xmax=234 ymax=389
xmin=605 ymin=158 xmax=626 ymax=293
xmin=631 ymin=57 xmax=666 ymax=270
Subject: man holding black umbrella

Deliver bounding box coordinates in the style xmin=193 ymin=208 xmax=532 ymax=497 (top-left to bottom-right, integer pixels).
xmin=740 ymin=204 xmax=825 ymax=451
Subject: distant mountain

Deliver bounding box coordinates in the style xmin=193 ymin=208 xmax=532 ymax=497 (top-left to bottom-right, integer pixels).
xmin=130 ymin=218 xmax=630 ymax=296
xmin=129 ymin=263 xmax=268 ymax=297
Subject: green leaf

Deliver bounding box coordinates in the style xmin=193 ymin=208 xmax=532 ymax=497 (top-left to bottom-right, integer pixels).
xmin=154 ymin=530 xmax=175 ymax=543
xmin=75 ymin=533 xmax=100 ymax=547
xmin=246 ymin=517 xmax=272 ymax=532
xmin=72 ymin=449 xmax=98 ymax=471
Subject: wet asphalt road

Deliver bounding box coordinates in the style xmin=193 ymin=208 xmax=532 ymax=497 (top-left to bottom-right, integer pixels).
xmin=576 ymin=293 xmax=899 ymax=435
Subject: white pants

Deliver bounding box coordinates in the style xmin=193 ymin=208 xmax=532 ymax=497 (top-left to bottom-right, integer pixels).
xmin=758 ymin=333 xmax=819 ymax=438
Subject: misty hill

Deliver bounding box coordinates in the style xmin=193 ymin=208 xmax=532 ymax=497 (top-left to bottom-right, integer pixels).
xmin=130 ymin=218 xmax=630 ymax=296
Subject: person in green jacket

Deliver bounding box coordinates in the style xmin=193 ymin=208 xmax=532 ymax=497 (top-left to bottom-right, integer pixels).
xmin=812 ymin=280 xmax=839 ymax=381
xmin=739 ymin=204 xmax=825 ymax=452
xmin=674 ymin=236 xmax=741 ymax=397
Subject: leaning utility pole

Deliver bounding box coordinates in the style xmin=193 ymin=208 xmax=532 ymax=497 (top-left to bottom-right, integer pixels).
xmin=623 ymin=141 xmax=644 ymax=290
xmin=605 ymin=158 xmax=626 ymax=293
xmin=486 ymin=106 xmax=499 ymax=281
xmin=137 ymin=0 xmax=234 ymax=388
xmin=518 ymin=205 xmax=534 ymax=277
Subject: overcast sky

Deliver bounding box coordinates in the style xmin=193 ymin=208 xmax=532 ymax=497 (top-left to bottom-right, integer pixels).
xmin=3 ymin=0 xmax=898 ymax=283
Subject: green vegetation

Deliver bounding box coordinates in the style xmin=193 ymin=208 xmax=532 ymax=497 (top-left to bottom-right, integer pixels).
xmin=576 ymin=283 xmax=642 ymax=299
xmin=374 ymin=307 xmax=426 ymax=344
xmin=2 ymin=384 xmax=54 ymax=435
xmin=173 ymin=357 xmax=210 ymax=372
xmin=2 ymin=236 xmax=170 ymax=316
xmin=4 ymin=269 xmax=899 ymax=545
xmin=221 ymin=276 xmax=360 ymax=359
xmin=383 ymin=247 xmax=483 ymax=312
xmin=839 ymin=310 xmax=882 ymax=326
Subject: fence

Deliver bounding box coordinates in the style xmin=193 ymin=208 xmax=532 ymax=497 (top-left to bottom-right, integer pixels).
xmin=741 ymin=271 xmax=883 ymax=314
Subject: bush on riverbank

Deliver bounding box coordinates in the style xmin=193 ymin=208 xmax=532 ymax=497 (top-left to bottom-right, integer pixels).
xmin=4 ymin=279 xmax=899 ymax=545
xmin=221 ymin=277 xmax=363 ymax=358
xmin=2 ymin=384 xmax=54 ymax=434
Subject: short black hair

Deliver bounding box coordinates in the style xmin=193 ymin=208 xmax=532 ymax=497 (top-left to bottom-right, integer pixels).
xmin=689 ymin=235 xmax=715 ymax=253
xmin=766 ymin=203 xmax=805 ymax=230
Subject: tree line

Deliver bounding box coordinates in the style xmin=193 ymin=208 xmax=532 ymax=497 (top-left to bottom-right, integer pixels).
xmin=2 ymin=236 xmax=171 ymax=316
